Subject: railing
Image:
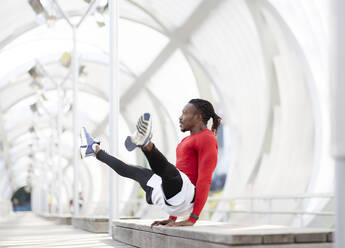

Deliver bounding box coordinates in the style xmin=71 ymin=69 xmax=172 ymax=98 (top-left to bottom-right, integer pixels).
xmin=204 ymin=193 xmax=334 ymax=227
xmin=56 ymin=194 xmax=334 ymax=227
xmin=79 ymin=199 xmax=147 ymax=217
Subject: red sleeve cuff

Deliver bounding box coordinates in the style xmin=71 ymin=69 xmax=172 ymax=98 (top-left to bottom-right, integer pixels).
xmin=169 ymin=216 xmax=177 ymax=221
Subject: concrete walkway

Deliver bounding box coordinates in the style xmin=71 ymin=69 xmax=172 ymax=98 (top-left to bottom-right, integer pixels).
xmin=113 ymin=220 xmax=333 ymax=248
xmin=0 ymin=212 xmax=133 ymax=247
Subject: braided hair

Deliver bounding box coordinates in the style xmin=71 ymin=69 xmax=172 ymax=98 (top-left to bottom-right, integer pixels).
xmin=189 ymin=99 xmax=222 ymax=134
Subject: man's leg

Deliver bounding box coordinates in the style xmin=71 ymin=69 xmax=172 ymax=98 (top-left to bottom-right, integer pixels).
xmin=123 ymin=113 xmax=182 ymax=200
xmin=96 ymin=149 xmax=154 ymax=193
xmin=80 ymin=127 xmax=155 ymax=203
xmin=142 ymin=142 xmax=183 ymax=200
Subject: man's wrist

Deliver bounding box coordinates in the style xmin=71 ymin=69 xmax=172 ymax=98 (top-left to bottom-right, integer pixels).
xmin=169 ymin=216 xmax=177 ymax=221
xmin=188 ymin=214 xmax=199 ymax=224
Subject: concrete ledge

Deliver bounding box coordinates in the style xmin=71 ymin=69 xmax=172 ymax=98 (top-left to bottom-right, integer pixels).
xmin=327 ymin=232 xmax=333 ymax=242
xmin=38 ymin=213 xmax=57 ymax=221
xmin=72 ymin=216 xmax=108 ymax=233
xmin=55 ymin=215 xmax=72 ymax=225
xmin=112 ymin=220 xmax=333 ymax=248
xmin=38 ymin=213 xmax=72 ymax=225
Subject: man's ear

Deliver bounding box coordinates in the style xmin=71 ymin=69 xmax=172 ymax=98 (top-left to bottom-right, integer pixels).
xmin=195 ymin=113 xmax=203 ymax=121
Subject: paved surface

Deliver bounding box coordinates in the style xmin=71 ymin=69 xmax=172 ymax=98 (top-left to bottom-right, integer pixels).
xmin=0 ymin=212 xmax=133 ymax=247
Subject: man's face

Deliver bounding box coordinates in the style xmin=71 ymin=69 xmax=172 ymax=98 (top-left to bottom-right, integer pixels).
xmin=179 ymin=103 xmax=200 ymax=132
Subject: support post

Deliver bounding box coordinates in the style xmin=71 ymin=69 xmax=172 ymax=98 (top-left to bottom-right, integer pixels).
xmin=72 ymin=26 xmax=80 ymax=216
xmin=57 ymin=84 xmax=63 ymax=214
xmin=108 ymin=0 xmax=120 ymax=235
xmin=331 ymin=0 xmax=345 ymax=247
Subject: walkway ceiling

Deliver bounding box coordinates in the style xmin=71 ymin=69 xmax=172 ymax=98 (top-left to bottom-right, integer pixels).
xmin=0 ymin=0 xmax=330 ymax=226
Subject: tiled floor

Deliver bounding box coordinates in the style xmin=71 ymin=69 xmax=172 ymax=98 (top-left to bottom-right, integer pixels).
xmin=0 ymin=212 xmax=133 ymax=247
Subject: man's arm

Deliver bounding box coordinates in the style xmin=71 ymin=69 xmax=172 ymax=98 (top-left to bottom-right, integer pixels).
xmin=188 ymin=136 xmax=218 ymax=224
xmin=169 ymin=136 xmax=218 ymax=226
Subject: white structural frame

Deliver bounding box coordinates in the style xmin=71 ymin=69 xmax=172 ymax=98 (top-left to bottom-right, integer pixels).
xmin=119 ymin=0 xmax=223 ymax=113
xmin=332 ymin=0 xmax=345 ymax=247
xmin=0 ymin=0 xmax=229 ymax=219
xmin=52 ymin=0 xmax=102 ymax=216
xmin=1 ymin=0 xmax=322 ymax=229
xmin=72 ymin=25 xmax=80 ymax=215
xmin=261 ymin=0 xmax=322 ymax=225
xmin=108 ymin=0 xmax=120 ymax=234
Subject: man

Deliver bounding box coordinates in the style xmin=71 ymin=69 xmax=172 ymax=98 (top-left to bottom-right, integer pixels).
xmin=80 ymin=99 xmax=221 ymax=226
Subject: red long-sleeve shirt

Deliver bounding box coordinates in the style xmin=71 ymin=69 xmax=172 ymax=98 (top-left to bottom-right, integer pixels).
xmin=171 ymin=128 xmax=218 ymax=223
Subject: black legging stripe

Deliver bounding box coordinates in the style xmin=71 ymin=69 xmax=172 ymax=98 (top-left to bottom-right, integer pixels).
xmin=96 ymin=150 xmax=153 ymax=193
xmin=96 ymin=145 xmax=183 ymax=200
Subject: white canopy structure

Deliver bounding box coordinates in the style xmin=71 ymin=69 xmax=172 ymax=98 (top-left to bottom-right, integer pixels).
xmin=0 ymin=0 xmax=334 ymax=230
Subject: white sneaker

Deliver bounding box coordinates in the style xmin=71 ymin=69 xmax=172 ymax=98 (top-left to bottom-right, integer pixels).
xmin=125 ymin=113 xmax=152 ymax=151
xmin=80 ymin=127 xmax=100 ymax=158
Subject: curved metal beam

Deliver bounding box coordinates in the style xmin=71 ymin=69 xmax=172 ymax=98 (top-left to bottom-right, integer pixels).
xmin=0 ymin=10 xmax=170 ymax=52
xmin=119 ymin=0 xmax=224 ymax=113
xmin=124 ymin=0 xmax=170 ymax=34
xmin=261 ymin=0 xmax=322 ymax=225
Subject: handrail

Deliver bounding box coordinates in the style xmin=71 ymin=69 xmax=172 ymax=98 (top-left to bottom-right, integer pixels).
xmin=78 ymin=194 xmax=335 ymax=227
xmin=205 ymin=193 xmax=334 ymax=227
xmin=207 ymin=193 xmax=334 ymax=201
xmin=204 ymin=209 xmax=334 ymax=216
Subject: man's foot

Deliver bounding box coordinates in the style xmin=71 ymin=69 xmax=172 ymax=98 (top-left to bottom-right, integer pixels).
xmin=80 ymin=127 xmax=100 ymax=158
xmin=125 ymin=113 xmax=152 ymax=151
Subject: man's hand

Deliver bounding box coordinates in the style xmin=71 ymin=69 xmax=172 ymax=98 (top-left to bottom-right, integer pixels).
xmin=151 ymin=219 xmax=174 ymax=228
xmin=165 ymin=220 xmax=194 ymax=227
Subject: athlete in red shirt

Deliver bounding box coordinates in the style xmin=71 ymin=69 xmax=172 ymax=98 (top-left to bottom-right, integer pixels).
xmin=151 ymin=99 xmax=220 ymax=226
xmin=169 ymin=128 xmax=218 ymax=224
xmin=80 ymin=99 xmax=221 ymax=227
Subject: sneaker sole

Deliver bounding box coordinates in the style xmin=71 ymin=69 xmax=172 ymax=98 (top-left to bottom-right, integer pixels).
xmin=125 ymin=136 xmax=137 ymax=151
xmin=124 ymin=113 xmax=152 ymax=151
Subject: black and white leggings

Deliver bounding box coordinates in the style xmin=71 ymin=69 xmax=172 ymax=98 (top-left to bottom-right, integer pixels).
xmin=95 ymin=145 xmax=183 ymax=204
